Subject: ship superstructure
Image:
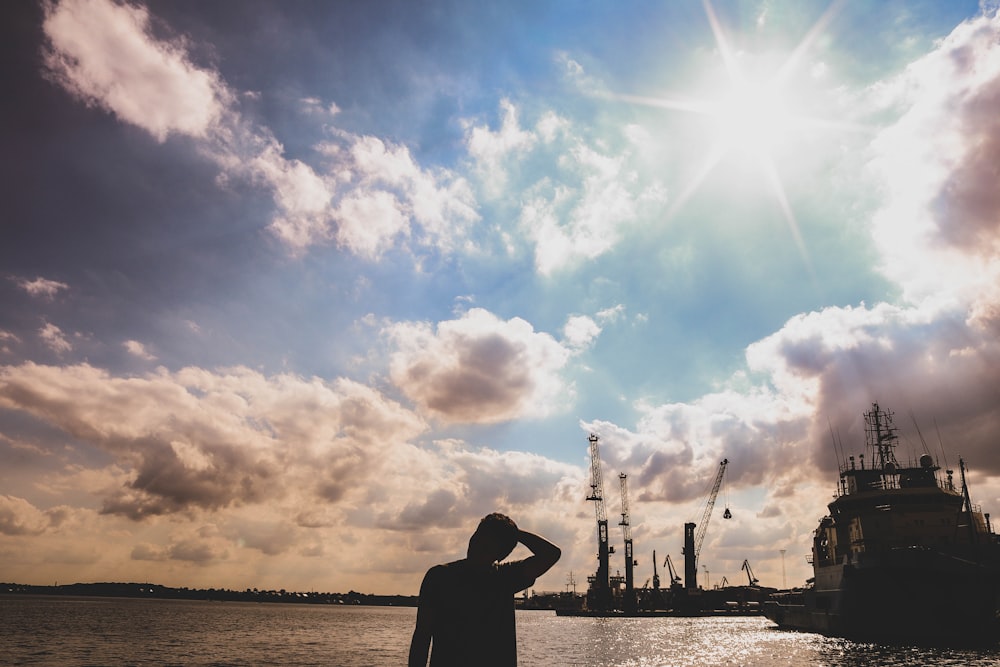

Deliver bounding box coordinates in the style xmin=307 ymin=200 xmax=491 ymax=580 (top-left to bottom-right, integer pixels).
xmin=765 ymin=403 xmax=1000 ymax=645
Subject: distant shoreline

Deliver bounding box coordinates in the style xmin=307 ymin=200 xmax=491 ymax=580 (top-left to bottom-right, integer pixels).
xmin=1 ymin=582 xmax=418 ymax=607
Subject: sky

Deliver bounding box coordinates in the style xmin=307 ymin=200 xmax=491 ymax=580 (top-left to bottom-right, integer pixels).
xmin=2 ymin=0 xmax=1000 ymax=596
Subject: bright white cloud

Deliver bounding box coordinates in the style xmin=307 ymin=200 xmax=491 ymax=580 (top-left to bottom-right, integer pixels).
xmin=251 ymin=144 xmax=336 ymax=252
xmin=465 ymin=99 xmax=667 ymax=275
xmin=42 ymin=0 xmax=226 ymax=141
xmin=342 ymin=135 xmax=479 ymax=256
xmin=596 ymin=304 xmax=626 ymax=323
xmin=385 ymin=308 xmax=574 ymax=424
xmin=465 ymin=99 xmax=537 ymax=199
xmin=333 ymin=190 xmax=409 ymax=259
xmin=535 ymin=144 xmax=644 ymax=274
xmin=563 ymin=315 xmax=601 ymax=351
xmin=866 ymin=10 xmax=1000 ymax=305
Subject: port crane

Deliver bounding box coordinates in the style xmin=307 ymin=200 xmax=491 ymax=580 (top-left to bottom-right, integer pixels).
xmin=741 ymin=559 xmax=759 ymax=587
xmin=695 ymin=459 xmax=730 ymax=565
xmin=663 ymin=554 xmax=682 ymax=587
xmin=684 ymin=458 xmax=729 ymax=590
xmin=619 ymin=472 xmax=637 ymax=612
xmin=586 ymin=434 xmax=612 ymax=610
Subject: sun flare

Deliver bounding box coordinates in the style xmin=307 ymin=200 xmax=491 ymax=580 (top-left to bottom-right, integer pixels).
xmin=712 ymin=81 xmax=790 ymax=155
xmin=608 ymin=0 xmax=850 ymax=277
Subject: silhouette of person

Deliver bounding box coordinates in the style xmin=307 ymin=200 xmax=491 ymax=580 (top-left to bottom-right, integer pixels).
xmin=408 ymin=513 xmax=561 ymax=667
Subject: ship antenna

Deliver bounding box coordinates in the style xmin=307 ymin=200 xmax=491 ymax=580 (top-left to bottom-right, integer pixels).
xmin=828 ymin=418 xmax=844 ymax=470
xmin=909 ymin=411 xmax=932 ymax=458
xmin=933 ymin=418 xmax=950 ymax=470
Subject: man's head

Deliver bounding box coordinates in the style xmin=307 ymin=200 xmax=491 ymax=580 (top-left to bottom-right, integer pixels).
xmin=467 ymin=512 xmax=518 ymax=563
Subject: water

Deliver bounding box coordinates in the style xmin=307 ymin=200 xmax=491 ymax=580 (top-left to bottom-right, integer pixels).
xmin=3 ymin=596 xmax=1000 ymax=666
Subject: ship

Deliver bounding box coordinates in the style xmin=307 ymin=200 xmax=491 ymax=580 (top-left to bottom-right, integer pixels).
xmin=764 ymin=402 xmax=1000 ymax=646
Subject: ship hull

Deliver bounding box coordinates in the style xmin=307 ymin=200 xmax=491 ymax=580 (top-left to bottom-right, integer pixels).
xmin=765 ymin=546 xmax=1000 ymax=646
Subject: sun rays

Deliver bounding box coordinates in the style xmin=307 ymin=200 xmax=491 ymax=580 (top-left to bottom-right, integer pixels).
xmin=611 ymin=0 xmax=853 ymax=276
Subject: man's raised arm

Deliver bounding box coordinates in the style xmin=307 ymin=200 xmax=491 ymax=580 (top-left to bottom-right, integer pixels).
xmin=517 ymin=529 xmax=561 ymax=580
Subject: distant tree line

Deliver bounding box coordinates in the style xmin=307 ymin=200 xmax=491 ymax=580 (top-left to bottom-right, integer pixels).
xmin=0 ymin=582 xmax=418 ymax=607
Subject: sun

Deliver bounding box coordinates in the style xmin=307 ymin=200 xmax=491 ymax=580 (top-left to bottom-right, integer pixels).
xmin=607 ymin=1 xmax=847 ymax=274
xmin=711 ymin=80 xmax=791 ymax=156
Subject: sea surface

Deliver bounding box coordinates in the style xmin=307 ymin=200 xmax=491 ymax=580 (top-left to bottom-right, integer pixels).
xmin=3 ymin=595 xmax=1000 ymax=666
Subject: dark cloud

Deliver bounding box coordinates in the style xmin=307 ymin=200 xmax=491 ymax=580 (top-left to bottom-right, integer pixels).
xmin=933 ymin=74 xmax=1000 ymax=255
xmin=169 ymin=538 xmax=227 ymax=563
xmin=378 ymin=488 xmax=458 ymax=531
xmin=98 ymin=434 xmax=276 ymax=519
xmin=225 ymin=519 xmax=296 ymax=556
xmin=131 ymin=543 xmax=167 ymax=561
xmin=809 ymin=322 xmax=1000 ymax=475
xmin=387 ymin=309 xmax=570 ymax=424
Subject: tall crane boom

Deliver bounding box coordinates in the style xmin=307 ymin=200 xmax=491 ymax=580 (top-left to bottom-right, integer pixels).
xmin=585 ymin=434 xmax=611 ymax=610
xmin=587 ymin=434 xmax=607 ymax=523
xmin=619 ymin=472 xmax=636 ymax=612
xmin=618 ymin=472 xmax=632 ymax=544
xmin=693 ymin=459 xmax=728 ymax=566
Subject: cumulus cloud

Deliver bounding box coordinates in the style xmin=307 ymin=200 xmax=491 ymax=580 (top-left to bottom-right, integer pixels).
xmin=0 ymin=360 xmax=591 ymax=589
xmin=15 ymin=277 xmax=69 ymax=300
xmin=464 ymin=100 xmax=667 ymax=275
xmin=42 ymin=0 xmax=669 ymax=271
xmin=41 ymin=0 xmax=478 ymax=261
xmin=385 ymin=308 xmax=574 ymax=424
xmin=0 ymin=495 xmax=53 ymax=535
xmin=344 ymin=135 xmax=479 ymax=254
xmin=866 ymin=10 xmax=1000 ymax=304
xmin=42 ymin=0 xmax=227 ymax=141
xmin=0 ymin=362 xmax=426 ymax=520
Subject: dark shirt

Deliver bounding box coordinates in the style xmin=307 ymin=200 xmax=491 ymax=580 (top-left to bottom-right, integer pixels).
xmin=419 ymin=558 xmax=536 ymax=667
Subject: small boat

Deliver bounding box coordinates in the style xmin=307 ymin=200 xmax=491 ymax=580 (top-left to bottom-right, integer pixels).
xmin=764 ymin=403 xmax=1000 ymax=646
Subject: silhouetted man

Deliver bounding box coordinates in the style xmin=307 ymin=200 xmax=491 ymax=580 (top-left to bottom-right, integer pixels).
xmin=408 ymin=513 xmax=561 ymax=667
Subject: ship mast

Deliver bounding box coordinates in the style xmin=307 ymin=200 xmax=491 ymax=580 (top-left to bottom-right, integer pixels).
xmin=865 ymin=402 xmax=899 ymax=471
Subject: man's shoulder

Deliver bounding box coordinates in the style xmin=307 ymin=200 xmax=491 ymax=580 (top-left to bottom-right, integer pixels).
xmin=424 ymin=559 xmax=467 ymax=581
